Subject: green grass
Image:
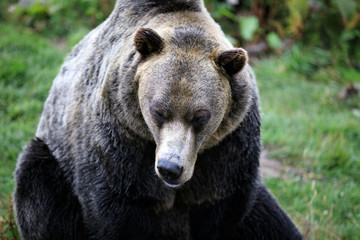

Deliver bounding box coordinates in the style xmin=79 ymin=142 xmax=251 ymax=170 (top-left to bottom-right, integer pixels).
xmin=255 ymin=58 xmax=360 ymax=239
xmin=0 ymin=23 xmax=65 ymax=238
xmin=265 ymin=178 xmax=360 ymax=240
xmin=0 ymin=23 xmax=65 ymax=198
xmin=256 ymin=58 xmax=360 ymax=179
xmin=0 ymin=22 xmax=359 ymax=239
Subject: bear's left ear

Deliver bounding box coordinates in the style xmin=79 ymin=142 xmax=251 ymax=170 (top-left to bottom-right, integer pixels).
xmin=216 ymin=48 xmax=248 ymax=75
xmin=134 ymin=28 xmax=164 ymax=56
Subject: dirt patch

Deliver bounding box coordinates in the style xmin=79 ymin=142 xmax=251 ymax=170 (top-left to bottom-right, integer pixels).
xmin=260 ymin=148 xmax=303 ymax=179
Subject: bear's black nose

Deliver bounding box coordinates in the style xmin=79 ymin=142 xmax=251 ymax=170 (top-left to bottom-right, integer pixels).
xmin=157 ymin=160 xmax=183 ymax=183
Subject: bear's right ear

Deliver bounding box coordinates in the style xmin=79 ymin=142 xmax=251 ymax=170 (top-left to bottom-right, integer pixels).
xmin=134 ymin=28 xmax=164 ymax=56
xmin=215 ymin=48 xmax=248 ymax=76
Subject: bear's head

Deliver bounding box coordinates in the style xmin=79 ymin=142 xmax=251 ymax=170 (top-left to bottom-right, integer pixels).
xmin=133 ymin=27 xmax=252 ymax=188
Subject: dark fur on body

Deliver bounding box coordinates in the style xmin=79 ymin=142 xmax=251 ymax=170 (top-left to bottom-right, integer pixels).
xmin=14 ymin=0 xmax=302 ymax=239
xmin=15 ymin=106 xmax=300 ymax=239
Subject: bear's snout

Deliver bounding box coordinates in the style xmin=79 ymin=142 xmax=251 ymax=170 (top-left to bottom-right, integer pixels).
xmin=157 ymin=159 xmax=183 ymax=187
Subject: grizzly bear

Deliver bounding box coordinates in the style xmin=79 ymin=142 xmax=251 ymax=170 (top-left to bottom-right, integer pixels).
xmin=14 ymin=0 xmax=303 ymax=239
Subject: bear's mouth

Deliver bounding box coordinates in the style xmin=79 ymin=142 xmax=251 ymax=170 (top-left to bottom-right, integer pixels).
xmin=162 ymin=180 xmax=182 ymax=189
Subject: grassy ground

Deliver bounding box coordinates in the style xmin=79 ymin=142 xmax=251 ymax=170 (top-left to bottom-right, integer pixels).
xmin=0 ymin=23 xmax=359 ymax=239
xmin=256 ymin=58 xmax=360 ymax=239
xmin=0 ymin=23 xmax=65 ymax=238
xmin=0 ymin=23 xmax=65 ymax=195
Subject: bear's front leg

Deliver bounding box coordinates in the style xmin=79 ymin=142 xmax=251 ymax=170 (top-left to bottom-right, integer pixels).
xmin=189 ymin=183 xmax=257 ymax=240
xmin=237 ymin=185 xmax=303 ymax=240
xmin=78 ymin=191 xmax=157 ymax=240
xmin=14 ymin=138 xmax=87 ymax=240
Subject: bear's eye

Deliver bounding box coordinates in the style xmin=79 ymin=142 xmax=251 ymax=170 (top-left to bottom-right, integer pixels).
xmin=191 ymin=110 xmax=211 ymax=131
xmin=150 ymin=106 xmax=167 ymax=125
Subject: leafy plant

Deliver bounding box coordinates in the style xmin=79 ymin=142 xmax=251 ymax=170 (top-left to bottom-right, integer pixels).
xmin=239 ymin=16 xmax=259 ymax=41
xmin=266 ymin=32 xmax=282 ymax=49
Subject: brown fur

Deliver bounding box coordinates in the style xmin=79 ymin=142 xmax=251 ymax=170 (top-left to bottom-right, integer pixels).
xmin=131 ymin=13 xmax=252 ymax=185
xmin=14 ymin=1 xmax=301 ymax=239
xmin=31 ymin=0 xmax=255 ymax=199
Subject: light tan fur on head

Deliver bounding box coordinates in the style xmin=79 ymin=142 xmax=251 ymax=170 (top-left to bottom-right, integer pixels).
xmin=134 ymin=22 xmax=250 ymax=187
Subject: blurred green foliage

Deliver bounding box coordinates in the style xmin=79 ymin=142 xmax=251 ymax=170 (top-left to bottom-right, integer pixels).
xmin=2 ymin=0 xmax=359 ymax=73
xmin=204 ymin=0 xmax=360 ymax=79
xmin=3 ymin=0 xmax=115 ymax=37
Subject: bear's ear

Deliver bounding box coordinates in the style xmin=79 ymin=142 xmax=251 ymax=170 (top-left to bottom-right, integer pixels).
xmin=134 ymin=28 xmax=164 ymax=56
xmin=216 ymin=48 xmax=248 ymax=75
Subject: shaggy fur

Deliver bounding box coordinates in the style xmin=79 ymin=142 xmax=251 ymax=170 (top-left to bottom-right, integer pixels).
xmin=14 ymin=0 xmax=303 ymax=239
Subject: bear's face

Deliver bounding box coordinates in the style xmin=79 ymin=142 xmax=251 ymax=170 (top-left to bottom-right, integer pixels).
xmin=134 ymin=28 xmax=248 ymax=188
